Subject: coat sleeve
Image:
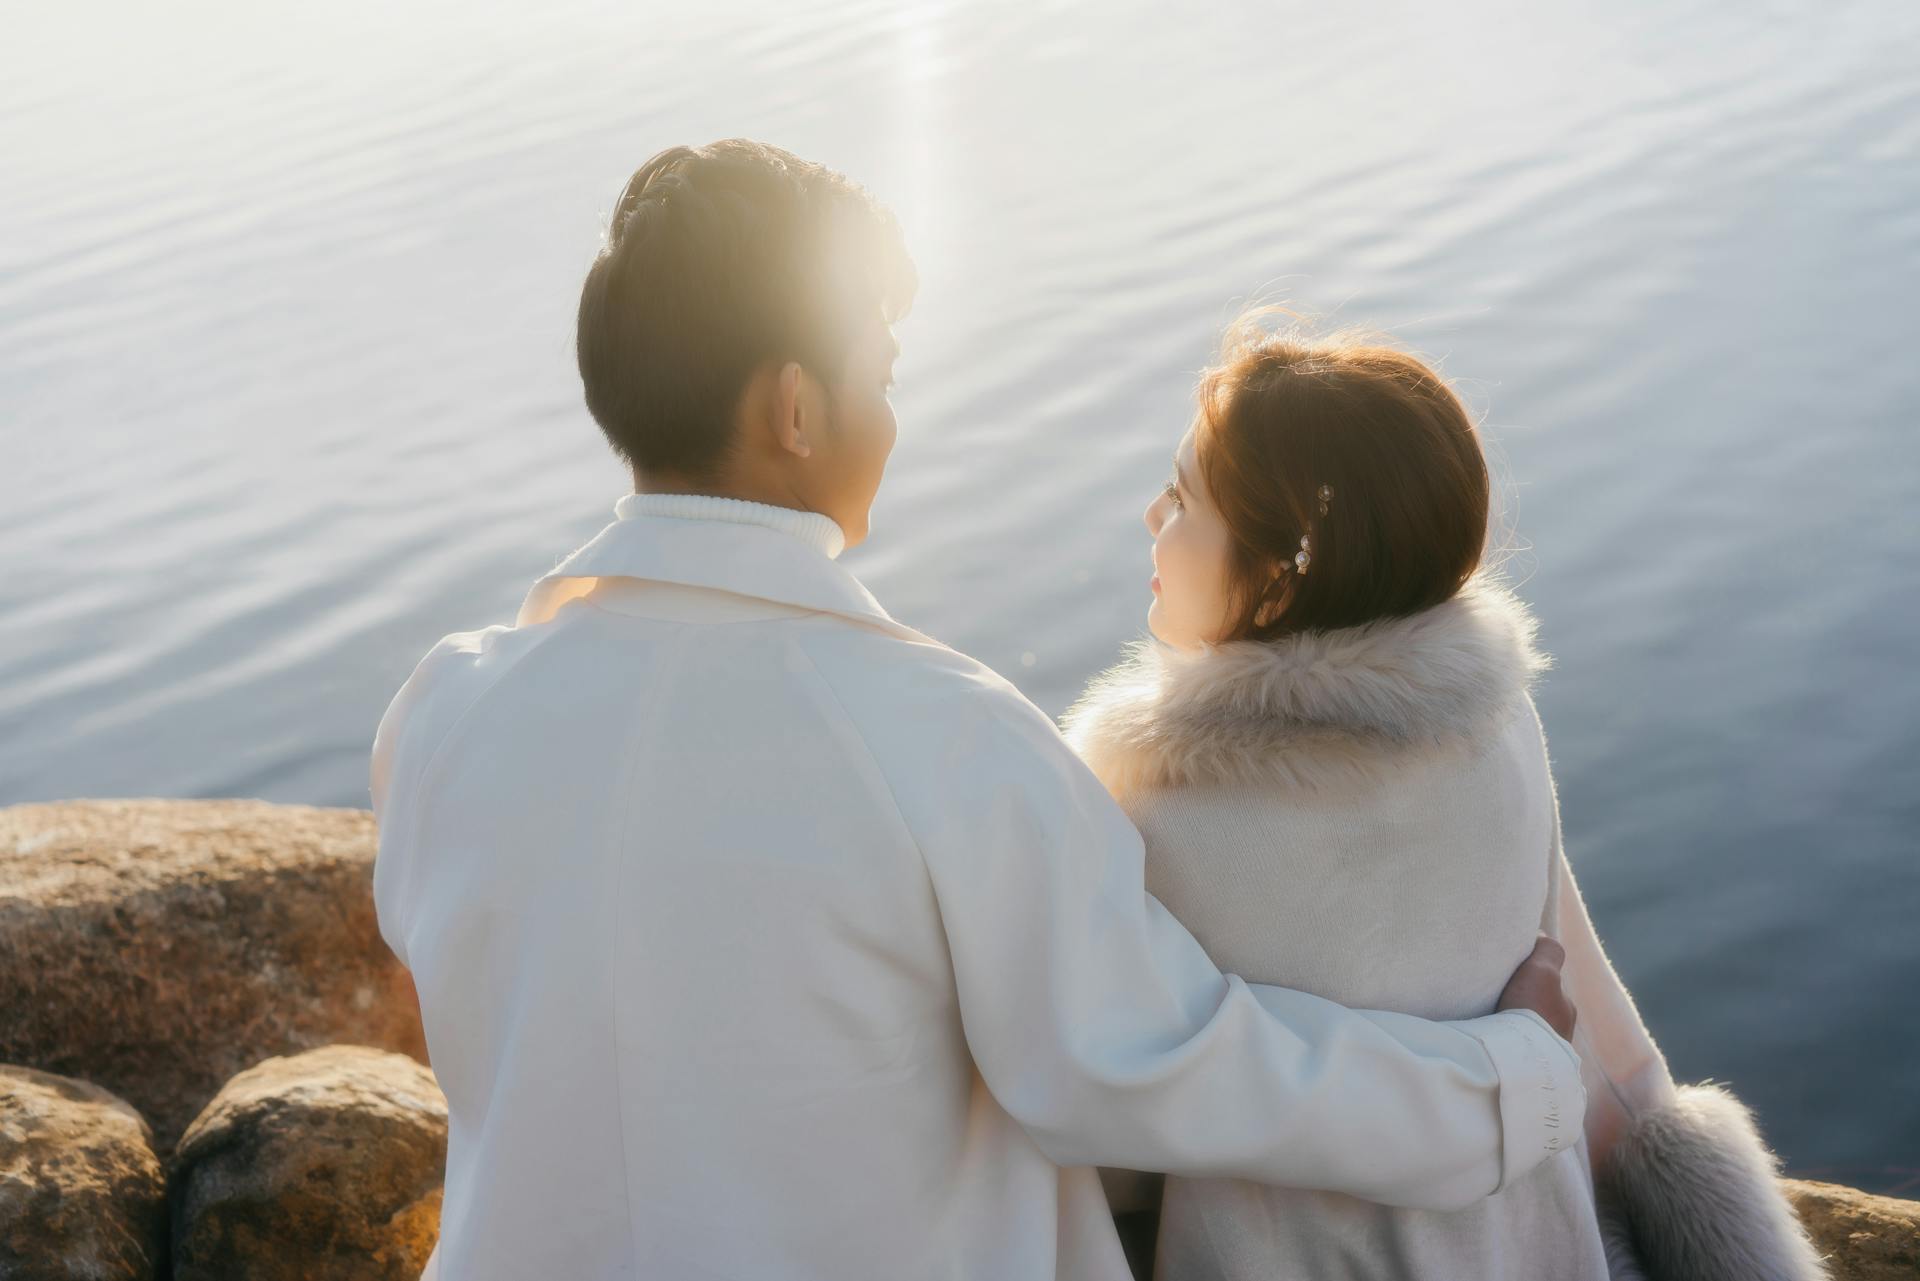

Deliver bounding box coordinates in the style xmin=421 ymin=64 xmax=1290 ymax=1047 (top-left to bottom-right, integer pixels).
xmin=368 ymin=627 xmax=507 ymax=970
xmin=368 ymin=658 xmax=430 ymax=969
xmin=904 ymin=684 xmax=1586 ymax=1212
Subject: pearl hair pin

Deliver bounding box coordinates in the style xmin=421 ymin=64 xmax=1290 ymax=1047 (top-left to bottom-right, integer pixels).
xmin=1290 ymin=484 xmax=1335 ymax=575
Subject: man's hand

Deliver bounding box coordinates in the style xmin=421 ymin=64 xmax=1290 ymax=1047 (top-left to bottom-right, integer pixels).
xmin=1496 ymin=933 xmax=1576 ymax=1042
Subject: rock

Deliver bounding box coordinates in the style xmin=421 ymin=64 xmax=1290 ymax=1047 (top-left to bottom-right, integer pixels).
xmin=0 ymin=1064 xmax=167 ymax=1279
xmin=167 ymin=1044 xmax=446 ymax=1280
xmin=1784 ymin=1178 xmax=1920 ymax=1281
xmin=0 ymin=797 xmax=426 ymax=1154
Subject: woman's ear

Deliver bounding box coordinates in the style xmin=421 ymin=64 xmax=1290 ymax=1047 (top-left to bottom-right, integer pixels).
xmin=1252 ymin=563 xmax=1290 ymax=627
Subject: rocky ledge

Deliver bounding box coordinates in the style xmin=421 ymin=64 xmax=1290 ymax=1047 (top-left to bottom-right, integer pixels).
xmin=0 ymin=797 xmax=425 ymax=1154
xmin=1784 ymin=1180 xmax=1920 ymax=1281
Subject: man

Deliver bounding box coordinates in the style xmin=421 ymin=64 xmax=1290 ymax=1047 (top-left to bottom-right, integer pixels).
xmin=370 ymin=139 xmax=1583 ymax=1280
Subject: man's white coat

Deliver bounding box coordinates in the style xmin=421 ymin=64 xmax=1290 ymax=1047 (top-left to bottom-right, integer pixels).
xmin=371 ymin=493 xmax=1582 ymax=1280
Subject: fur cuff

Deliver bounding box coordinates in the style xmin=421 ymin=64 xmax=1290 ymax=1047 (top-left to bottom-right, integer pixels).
xmin=1596 ymin=1082 xmax=1830 ymax=1280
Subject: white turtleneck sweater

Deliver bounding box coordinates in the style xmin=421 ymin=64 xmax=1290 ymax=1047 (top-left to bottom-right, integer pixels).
xmin=612 ymin=490 xmax=848 ymax=559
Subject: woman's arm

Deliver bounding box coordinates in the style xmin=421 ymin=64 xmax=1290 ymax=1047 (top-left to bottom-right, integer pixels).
xmin=1540 ymin=778 xmax=1677 ymax=1158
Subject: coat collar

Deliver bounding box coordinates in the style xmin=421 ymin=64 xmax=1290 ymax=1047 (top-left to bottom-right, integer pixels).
xmin=1060 ymin=568 xmax=1554 ymax=799
xmin=515 ymin=493 xmax=931 ymax=644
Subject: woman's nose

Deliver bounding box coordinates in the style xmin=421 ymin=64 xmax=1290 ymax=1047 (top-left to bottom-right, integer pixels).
xmin=1143 ymin=496 xmax=1162 ymax=535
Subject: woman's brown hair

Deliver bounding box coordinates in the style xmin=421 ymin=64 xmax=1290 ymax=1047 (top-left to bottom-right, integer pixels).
xmin=1193 ymin=308 xmax=1491 ymax=642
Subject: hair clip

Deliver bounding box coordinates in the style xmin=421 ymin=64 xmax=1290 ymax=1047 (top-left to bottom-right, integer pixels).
xmin=1287 ymin=484 xmax=1335 ymax=575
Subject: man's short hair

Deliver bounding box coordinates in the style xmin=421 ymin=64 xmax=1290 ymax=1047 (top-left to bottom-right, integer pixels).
xmin=577 ymin=139 xmax=917 ymax=485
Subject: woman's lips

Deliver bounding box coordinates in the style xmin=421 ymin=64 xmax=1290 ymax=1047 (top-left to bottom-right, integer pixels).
xmin=1150 ymin=575 xmax=1161 ymax=593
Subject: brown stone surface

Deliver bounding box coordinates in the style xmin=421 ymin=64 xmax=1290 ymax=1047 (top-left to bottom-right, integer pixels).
xmin=0 ymin=1064 xmax=167 ymax=1280
xmin=167 ymin=1044 xmax=446 ymax=1280
xmin=0 ymin=797 xmax=426 ymax=1155
xmin=1785 ymin=1178 xmax=1920 ymax=1281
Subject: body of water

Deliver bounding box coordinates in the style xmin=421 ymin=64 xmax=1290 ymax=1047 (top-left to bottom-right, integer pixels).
xmin=4 ymin=0 xmax=1916 ymax=1189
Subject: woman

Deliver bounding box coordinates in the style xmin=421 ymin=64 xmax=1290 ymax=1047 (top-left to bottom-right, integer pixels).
xmin=1066 ymin=311 xmax=1827 ymax=1281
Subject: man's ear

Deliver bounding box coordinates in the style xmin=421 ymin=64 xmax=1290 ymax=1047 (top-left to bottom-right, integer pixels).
xmin=772 ymin=360 xmax=811 ymax=459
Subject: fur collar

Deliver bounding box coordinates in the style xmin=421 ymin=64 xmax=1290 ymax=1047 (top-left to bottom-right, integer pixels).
xmin=1061 ymin=568 xmax=1554 ymax=799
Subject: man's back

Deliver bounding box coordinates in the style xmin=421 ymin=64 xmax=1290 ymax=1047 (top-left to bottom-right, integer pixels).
xmin=374 ymin=583 xmax=1078 ymax=1276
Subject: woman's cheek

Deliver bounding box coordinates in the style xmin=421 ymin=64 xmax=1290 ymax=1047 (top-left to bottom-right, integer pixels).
xmin=1164 ymin=544 xmax=1208 ymax=645
xmin=1185 ymin=534 xmax=1233 ymax=645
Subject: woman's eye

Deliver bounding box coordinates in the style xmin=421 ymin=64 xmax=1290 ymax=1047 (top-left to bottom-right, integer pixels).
xmin=1163 ymin=479 xmax=1183 ymax=509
